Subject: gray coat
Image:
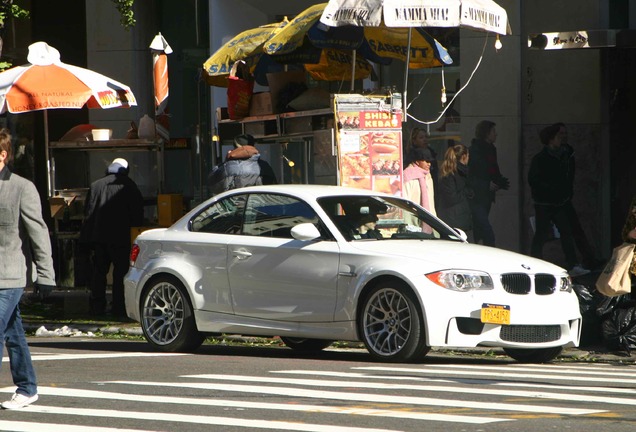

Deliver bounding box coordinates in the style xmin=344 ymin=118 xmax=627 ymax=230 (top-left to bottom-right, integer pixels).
xmin=208 ymin=153 xmax=277 ymax=195
xmin=0 ymin=166 xmax=55 ymax=289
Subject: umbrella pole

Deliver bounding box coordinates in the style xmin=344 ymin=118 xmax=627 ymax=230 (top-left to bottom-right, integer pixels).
xmin=403 ymin=28 xmax=413 ymax=123
xmin=350 ymin=50 xmax=356 ymax=92
xmin=44 ymin=110 xmax=52 ymax=197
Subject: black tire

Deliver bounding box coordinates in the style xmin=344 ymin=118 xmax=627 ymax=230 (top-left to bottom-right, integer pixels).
xmin=358 ymin=283 xmax=430 ymax=362
xmin=503 ymin=346 xmax=563 ymax=363
xmin=140 ymin=275 xmax=205 ymax=352
xmin=280 ymin=337 xmax=333 ymax=352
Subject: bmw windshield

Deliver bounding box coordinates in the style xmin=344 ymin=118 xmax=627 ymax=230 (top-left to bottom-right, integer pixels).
xmin=317 ymin=195 xmax=464 ymax=242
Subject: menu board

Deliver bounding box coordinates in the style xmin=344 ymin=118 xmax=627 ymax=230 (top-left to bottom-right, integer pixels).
xmin=336 ymin=103 xmax=403 ymax=196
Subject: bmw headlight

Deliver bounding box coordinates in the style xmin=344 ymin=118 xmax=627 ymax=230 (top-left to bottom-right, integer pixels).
xmin=426 ymin=270 xmax=494 ymax=292
xmin=559 ymin=276 xmax=573 ymax=293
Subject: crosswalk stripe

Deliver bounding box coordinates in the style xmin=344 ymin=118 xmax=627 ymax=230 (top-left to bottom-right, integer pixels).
xmin=425 ymin=363 xmax=636 ymax=378
xmin=263 ymin=370 xmax=636 ymax=406
xmin=0 ymin=386 xmax=506 ymax=425
xmin=493 ymin=381 xmax=636 ymax=395
xmin=104 ymin=380 xmax=604 ymax=415
xmin=0 ymin=420 xmax=157 ymax=432
xmin=508 ymin=363 xmax=634 ymax=371
xmin=20 ymin=405 xmax=400 ymax=432
xmin=355 ymin=366 xmax=636 ymax=385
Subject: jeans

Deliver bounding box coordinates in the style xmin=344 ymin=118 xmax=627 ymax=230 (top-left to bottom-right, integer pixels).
xmin=0 ymin=288 xmax=37 ymax=397
xmin=90 ymin=243 xmax=130 ymax=315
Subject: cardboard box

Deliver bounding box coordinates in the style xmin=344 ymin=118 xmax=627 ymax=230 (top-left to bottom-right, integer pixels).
xmin=157 ymin=194 xmax=184 ymax=227
xmin=249 ymin=92 xmax=273 ymax=117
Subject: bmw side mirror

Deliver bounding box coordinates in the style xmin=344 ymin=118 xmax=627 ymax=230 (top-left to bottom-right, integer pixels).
xmin=291 ymin=223 xmax=321 ymax=241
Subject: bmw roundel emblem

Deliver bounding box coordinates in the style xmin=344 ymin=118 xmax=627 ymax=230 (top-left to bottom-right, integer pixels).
xmin=521 ymin=264 xmax=531 ymax=270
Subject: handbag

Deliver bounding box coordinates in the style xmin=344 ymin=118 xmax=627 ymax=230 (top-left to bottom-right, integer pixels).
xmin=595 ymin=242 xmax=635 ymax=297
xmin=227 ymin=61 xmax=253 ymax=120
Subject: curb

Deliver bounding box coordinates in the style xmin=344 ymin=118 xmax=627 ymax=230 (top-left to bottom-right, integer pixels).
xmin=23 ymin=322 xmax=635 ymax=364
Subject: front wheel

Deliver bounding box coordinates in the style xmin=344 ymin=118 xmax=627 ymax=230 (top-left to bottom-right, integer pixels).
xmin=359 ymin=284 xmax=429 ymax=362
xmin=503 ymin=346 xmax=563 ymax=363
xmin=141 ymin=276 xmax=205 ymax=352
xmin=280 ymin=337 xmax=333 ymax=352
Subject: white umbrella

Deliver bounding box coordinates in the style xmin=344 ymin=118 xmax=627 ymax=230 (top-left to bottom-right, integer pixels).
xmin=320 ymin=0 xmax=510 ymax=35
xmin=320 ymin=0 xmax=511 ymax=120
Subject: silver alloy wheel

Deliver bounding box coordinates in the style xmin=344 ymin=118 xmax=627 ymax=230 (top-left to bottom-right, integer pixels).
xmin=142 ymin=280 xmax=185 ymax=346
xmin=362 ymin=287 xmax=412 ymax=357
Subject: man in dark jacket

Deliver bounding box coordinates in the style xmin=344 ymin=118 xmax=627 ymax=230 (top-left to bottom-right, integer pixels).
xmin=81 ymin=158 xmax=143 ymax=316
xmin=467 ymin=120 xmax=509 ymax=246
xmin=208 ymin=134 xmax=277 ymax=195
xmin=528 ymin=125 xmax=589 ymax=277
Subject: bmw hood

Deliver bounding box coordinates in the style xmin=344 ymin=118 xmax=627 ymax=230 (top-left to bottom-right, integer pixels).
xmin=347 ymin=240 xmax=567 ymax=275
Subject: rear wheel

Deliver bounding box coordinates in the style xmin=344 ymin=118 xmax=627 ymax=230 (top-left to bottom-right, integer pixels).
xmin=280 ymin=337 xmax=333 ymax=352
xmin=359 ymin=283 xmax=429 ymax=362
xmin=503 ymin=346 xmax=563 ymax=363
xmin=141 ymin=276 xmax=205 ymax=352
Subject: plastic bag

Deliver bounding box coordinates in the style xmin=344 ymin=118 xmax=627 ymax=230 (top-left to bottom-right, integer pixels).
xmin=601 ymin=307 xmax=636 ymax=354
xmin=596 ymin=293 xmax=634 ymax=318
xmin=573 ymin=284 xmax=595 ymax=315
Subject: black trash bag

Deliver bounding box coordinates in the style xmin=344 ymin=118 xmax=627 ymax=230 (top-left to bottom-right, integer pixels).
xmin=596 ymin=293 xmax=634 ymax=318
xmin=601 ymin=307 xmax=636 ymax=354
xmin=573 ymin=284 xmax=595 ymax=314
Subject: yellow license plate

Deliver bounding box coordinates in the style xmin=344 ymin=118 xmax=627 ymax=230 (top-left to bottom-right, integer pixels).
xmin=481 ymin=303 xmax=510 ymax=325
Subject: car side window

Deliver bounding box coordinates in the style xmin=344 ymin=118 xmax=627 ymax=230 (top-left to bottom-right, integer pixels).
xmin=190 ymin=194 xmax=247 ymax=234
xmin=243 ymin=193 xmax=320 ymax=238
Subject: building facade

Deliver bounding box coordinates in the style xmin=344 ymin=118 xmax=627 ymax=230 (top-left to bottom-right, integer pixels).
xmin=4 ymin=0 xmax=635 ymax=267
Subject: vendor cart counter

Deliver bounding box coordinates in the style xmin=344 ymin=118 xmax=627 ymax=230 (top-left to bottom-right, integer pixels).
xmin=217 ymin=108 xmax=337 ymax=186
xmin=49 ymin=139 xmax=164 ymax=199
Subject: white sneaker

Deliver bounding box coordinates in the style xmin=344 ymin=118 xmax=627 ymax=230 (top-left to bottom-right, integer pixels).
xmin=1 ymin=393 xmax=38 ymax=409
xmin=568 ymin=265 xmax=591 ymax=278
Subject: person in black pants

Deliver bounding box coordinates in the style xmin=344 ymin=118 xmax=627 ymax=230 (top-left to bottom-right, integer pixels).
xmin=554 ymin=123 xmax=602 ymax=269
xmin=467 ymin=121 xmax=509 ymax=246
xmin=80 ymin=158 xmax=143 ymax=316
xmin=528 ymin=125 xmax=589 ymax=277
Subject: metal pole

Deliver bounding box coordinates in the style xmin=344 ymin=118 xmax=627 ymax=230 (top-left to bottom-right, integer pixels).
xmin=350 ymin=49 xmax=357 ymax=92
xmin=44 ymin=109 xmax=52 ymax=197
xmin=403 ymin=28 xmax=413 ymax=123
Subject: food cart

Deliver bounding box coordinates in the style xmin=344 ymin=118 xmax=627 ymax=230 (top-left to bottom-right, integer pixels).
xmin=216 ymin=92 xmax=404 ymax=194
xmin=47 ymin=138 xmax=164 ymax=287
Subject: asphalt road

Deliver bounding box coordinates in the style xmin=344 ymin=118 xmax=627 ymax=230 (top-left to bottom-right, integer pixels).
xmin=0 ymin=338 xmax=634 ymax=432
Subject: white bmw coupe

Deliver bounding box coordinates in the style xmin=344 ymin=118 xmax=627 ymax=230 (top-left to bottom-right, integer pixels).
xmin=124 ymin=185 xmax=581 ymax=363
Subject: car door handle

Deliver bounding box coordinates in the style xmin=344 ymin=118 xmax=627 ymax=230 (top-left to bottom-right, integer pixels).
xmin=232 ymin=250 xmax=252 ymax=259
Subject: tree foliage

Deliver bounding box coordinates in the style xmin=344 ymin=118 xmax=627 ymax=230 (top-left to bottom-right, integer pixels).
xmin=0 ymin=1 xmax=135 ymax=29
xmin=111 ymin=0 xmax=136 ymax=29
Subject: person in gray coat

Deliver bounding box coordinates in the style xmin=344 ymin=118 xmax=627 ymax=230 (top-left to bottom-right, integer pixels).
xmin=208 ymin=134 xmax=277 ymax=195
xmin=0 ymin=128 xmax=55 ymax=409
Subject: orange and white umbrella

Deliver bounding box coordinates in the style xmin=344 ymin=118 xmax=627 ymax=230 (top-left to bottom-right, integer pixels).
xmin=0 ymin=42 xmax=136 ymax=113
xmin=150 ymin=33 xmax=172 ymax=142
xmin=0 ymin=41 xmax=137 ymax=194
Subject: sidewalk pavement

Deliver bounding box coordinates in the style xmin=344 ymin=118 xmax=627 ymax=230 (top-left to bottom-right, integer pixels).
xmin=21 ymin=288 xmax=635 ymax=364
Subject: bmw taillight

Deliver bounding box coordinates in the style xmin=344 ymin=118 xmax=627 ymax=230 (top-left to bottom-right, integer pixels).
xmin=130 ymin=244 xmax=140 ymax=265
